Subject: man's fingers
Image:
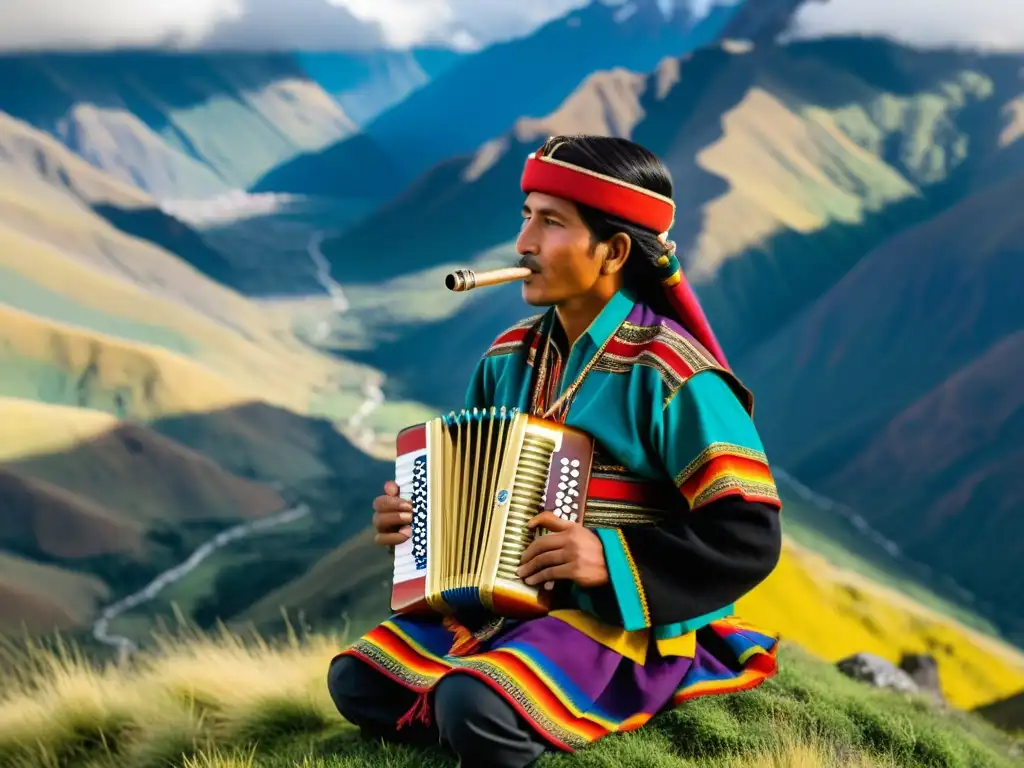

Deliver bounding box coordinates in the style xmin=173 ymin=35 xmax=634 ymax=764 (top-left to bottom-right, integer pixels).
xmin=375 ymin=529 xmax=410 ymax=547
xmin=373 ymin=511 xmax=412 ymax=532
xmin=374 ymin=495 xmax=412 ymax=514
xmin=527 ymin=511 xmax=574 ymax=533
xmin=383 ymin=480 xmax=401 ymax=497
xmin=523 ymin=563 xmax=574 ymax=586
xmin=516 ymin=549 xmax=566 ymax=579
xmin=519 ymin=530 xmax=566 ymax=564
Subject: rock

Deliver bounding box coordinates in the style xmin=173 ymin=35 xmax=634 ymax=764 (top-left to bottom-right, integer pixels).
xmin=836 ymin=653 xmax=920 ymax=696
xmin=899 ymin=654 xmax=945 ymax=705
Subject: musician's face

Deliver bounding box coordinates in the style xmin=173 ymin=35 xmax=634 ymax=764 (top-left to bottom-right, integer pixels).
xmin=516 ymin=192 xmax=618 ymax=307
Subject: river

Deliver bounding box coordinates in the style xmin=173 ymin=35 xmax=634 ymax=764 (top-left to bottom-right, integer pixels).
xmin=91 ymin=229 xmax=387 ymax=655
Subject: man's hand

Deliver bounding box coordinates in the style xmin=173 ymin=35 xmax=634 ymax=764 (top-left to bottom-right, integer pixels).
xmin=372 ymin=480 xmax=412 ymax=547
xmin=516 ymin=512 xmax=609 ymax=589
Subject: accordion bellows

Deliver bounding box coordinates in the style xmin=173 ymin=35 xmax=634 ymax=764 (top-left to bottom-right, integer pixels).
xmin=392 ymin=407 xmax=595 ymax=618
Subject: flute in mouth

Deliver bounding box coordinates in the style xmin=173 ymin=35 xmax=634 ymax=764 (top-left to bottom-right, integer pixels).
xmin=444 ymin=266 xmax=534 ymax=292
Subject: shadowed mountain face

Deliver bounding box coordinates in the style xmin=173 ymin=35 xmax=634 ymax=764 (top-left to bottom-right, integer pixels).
xmin=251 ymin=0 xmax=764 ymax=199
xmin=736 ymin=171 xmax=1024 ymax=641
xmin=295 ymin=48 xmax=465 ymax=125
xmin=0 ymin=52 xmax=356 ymax=198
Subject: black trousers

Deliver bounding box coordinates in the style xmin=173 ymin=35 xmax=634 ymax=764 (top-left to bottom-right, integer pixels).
xmin=327 ymin=654 xmax=549 ymax=767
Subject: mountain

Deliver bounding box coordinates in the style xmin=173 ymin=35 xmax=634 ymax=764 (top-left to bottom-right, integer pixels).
xmin=296 ymin=48 xmax=465 ymax=125
xmin=735 ymin=170 xmax=1024 ymax=643
xmin=0 ymin=52 xmax=356 ymax=199
xmin=0 ymin=113 xmax=412 ymax=639
xmin=307 ymin=35 xmax=1024 ymax=648
xmin=251 ymin=0 xmax=778 ymax=199
xmin=323 ymin=38 xmax=1022 ymax=404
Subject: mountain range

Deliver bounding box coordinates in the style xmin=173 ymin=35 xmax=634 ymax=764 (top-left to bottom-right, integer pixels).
xmin=252 ymin=0 xmax=809 ymax=201
xmin=294 ymin=34 xmax=1024 ymax=645
xmin=0 ymin=47 xmax=465 ymax=201
xmin=0 ymin=0 xmax=1022 ymax=718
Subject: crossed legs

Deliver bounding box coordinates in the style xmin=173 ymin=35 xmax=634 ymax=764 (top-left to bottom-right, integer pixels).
xmin=327 ymin=654 xmax=548 ymax=768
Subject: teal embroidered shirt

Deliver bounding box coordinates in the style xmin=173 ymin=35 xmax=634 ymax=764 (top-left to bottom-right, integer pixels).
xmin=462 ymin=289 xmax=782 ymax=647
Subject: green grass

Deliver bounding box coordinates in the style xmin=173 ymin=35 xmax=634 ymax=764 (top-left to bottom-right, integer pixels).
xmin=0 ymin=624 xmax=1019 ymax=768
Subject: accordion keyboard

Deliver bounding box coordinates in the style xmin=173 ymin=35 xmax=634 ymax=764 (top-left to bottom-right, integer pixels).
xmin=393 ymin=444 xmax=428 ymax=586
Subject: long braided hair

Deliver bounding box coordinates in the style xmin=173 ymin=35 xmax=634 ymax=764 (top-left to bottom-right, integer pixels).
xmin=537 ymin=135 xmax=679 ymax=320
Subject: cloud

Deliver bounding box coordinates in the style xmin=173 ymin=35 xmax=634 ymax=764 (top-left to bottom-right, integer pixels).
xmin=339 ymin=0 xmax=587 ymax=49
xmin=4 ymin=0 xmax=1018 ymax=54
xmin=787 ymin=0 xmax=1024 ymax=51
xmin=0 ymin=0 xmax=241 ymax=51
xmin=0 ymin=0 xmax=585 ymax=52
xmin=203 ymin=0 xmax=386 ymax=50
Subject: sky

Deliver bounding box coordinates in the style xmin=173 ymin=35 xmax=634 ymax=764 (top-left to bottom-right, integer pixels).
xmin=788 ymin=0 xmax=1024 ymax=52
xmin=0 ymin=0 xmax=1020 ymax=52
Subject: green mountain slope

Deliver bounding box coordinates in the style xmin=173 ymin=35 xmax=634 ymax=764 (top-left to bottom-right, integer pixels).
xmin=0 ymin=53 xmax=356 ymax=198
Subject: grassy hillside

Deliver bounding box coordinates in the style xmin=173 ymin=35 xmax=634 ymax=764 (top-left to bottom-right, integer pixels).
xmin=0 ymin=627 xmax=1019 ymax=768
xmin=0 ymin=552 xmax=110 ymax=635
xmin=0 ymin=53 xmax=355 ymax=198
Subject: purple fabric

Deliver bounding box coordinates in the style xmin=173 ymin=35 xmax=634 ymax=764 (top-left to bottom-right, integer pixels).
xmin=386 ymin=613 xmax=735 ymax=723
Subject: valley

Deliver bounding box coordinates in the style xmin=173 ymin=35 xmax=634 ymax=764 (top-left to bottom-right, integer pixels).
xmin=0 ymin=2 xmax=1021 ymax=735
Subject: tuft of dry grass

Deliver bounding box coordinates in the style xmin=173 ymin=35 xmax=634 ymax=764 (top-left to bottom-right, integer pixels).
xmin=0 ymin=620 xmax=341 ymax=768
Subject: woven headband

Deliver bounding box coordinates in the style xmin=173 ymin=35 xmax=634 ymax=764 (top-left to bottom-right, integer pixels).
xmin=519 ymin=145 xmax=731 ymax=370
xmin=520 ymin=151 xmax=675 ymax=233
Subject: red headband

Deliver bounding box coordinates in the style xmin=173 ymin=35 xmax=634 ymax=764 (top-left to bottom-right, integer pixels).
xmin=520 ymin=147 xmax=731 ymax=370
xmin=521 ymin=152 xmax=675 ymax=233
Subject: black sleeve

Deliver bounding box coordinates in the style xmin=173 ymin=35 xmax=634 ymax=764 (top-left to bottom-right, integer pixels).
xmin=576 ymin=496 xmax=782 ymax=629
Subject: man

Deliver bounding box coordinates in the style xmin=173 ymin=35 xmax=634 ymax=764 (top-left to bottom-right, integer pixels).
xmin=327 ymin=135 xmax=783 ymax=768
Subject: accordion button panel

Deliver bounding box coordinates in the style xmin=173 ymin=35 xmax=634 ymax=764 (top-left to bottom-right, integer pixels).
xmin=553 ymin=457 xmax=581 ymax=522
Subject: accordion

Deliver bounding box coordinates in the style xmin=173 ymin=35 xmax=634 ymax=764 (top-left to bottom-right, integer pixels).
xmin=391 ymin=407 xmax=595 ymax=618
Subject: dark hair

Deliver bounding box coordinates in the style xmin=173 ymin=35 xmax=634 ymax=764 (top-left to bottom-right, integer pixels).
xmin=539 ymin=134 xmax=676 ymax=317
